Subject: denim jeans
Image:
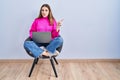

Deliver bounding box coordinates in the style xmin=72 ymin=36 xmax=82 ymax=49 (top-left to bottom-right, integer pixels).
xmin=24 ymin=36 xmax=63 ymax=58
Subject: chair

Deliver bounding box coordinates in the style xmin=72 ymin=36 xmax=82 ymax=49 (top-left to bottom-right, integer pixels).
xmin=24 ymin=37 xmax=63 ymax=77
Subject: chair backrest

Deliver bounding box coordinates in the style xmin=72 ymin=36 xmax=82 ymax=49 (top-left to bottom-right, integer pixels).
xmin=24 ymin=37 xmax=63 ymax=58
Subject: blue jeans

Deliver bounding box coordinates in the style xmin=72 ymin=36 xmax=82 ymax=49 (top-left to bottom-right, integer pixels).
xmin=24 ymin=36 xmax=63 ymax=58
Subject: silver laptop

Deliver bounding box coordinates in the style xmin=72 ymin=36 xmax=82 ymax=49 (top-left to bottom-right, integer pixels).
xmin=32 ymin=32 xmax=51 ymax=43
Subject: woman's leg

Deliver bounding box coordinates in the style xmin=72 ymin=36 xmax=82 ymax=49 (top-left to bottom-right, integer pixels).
xmin=24 ymin=41 xmax=44 ymax=58
xmin=46 ymin=36 xmax=63 ymax=54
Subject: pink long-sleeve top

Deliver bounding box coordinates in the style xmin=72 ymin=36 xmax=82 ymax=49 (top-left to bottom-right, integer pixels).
xmin=29 ymin=17 xmax=59 ymax=39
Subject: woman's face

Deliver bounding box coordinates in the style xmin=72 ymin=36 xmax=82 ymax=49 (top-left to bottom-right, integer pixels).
xmin=41 ymin=6 xmax=49 ymax=17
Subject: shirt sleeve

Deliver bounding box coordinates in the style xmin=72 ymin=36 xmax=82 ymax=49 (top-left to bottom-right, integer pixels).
xmin=51 ymin=20 xmax=60 ymax=39
xmin=29 ymin=19 xmax=37 ymax=38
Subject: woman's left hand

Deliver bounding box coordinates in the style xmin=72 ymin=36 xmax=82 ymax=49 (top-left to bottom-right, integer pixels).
xmin=57 ymin=19 xmax=64 ymax=31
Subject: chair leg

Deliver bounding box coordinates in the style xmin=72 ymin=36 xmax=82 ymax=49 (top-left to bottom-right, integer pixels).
xmin=53 ymin=57 xmax=58 ymax=65
xmin=28 ymin=58 xmax=37 ymax=77
xmin=36 ymin=58 xmax=39 ymax=64
xmin=50 ymin=57 xmax=58 ymax=77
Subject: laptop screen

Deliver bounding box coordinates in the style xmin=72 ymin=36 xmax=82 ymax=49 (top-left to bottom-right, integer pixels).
xmin=32 ymin=32 xmax=51 ymax=43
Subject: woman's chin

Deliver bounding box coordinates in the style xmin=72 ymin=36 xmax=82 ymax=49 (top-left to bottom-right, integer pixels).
xmin=43 ymin=16 xmax=48 ymax=18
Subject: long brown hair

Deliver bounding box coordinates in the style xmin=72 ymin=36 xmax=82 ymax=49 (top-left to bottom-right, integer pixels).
xmin=37 ymin=4 xmax=55 ymax=26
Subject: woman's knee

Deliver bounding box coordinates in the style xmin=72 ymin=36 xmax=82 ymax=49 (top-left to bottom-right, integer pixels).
xmin=54 ymin=36 xmax=63 ymax=44
xmin=24 ymin=41 xmax=33 ymax=47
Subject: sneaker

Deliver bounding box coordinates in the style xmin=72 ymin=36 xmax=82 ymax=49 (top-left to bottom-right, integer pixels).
xmin=55 ymin=50 xmax=60 ymax=55
xmin=39 ymin=50 xmax=47 ymax=58
xmin=39 ymin=50 xmax=51 ymax=57
xmin=50 ymin=50 xmax=60 ymax=56
xmin=40 ymin=46 xmax=46 ymax=51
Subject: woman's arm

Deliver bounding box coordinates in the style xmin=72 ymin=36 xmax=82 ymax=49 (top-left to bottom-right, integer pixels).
xmin=29 ymin=19 xmax=37 ymax=38
xmin=51 ymin=20 xmax=59 ymax=39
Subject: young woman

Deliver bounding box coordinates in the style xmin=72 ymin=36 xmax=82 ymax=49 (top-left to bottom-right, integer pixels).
xmin=24 ymin=4 xmax=63 ymax=58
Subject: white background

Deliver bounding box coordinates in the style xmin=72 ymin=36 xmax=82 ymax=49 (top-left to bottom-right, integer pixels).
xmin=0 ymin=0 xmax=120 ymax=59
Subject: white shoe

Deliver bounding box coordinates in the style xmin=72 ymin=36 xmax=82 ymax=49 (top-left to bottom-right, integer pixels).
xmin=55 ymin=50 xmax=59 ymax=55
xmin=40 ymin=46 xmax=46 ymax=51
xmin=39 ymin=50 xmax=47 ymax=58
xmin=51 ymin=50 xmax=59 ymax=56
xmin=40 ymin=47 xmax=59 ymax=57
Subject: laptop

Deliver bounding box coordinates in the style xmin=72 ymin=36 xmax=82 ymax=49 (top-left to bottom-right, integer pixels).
xmin=32 ymin=32 xmax=51 ymax=43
